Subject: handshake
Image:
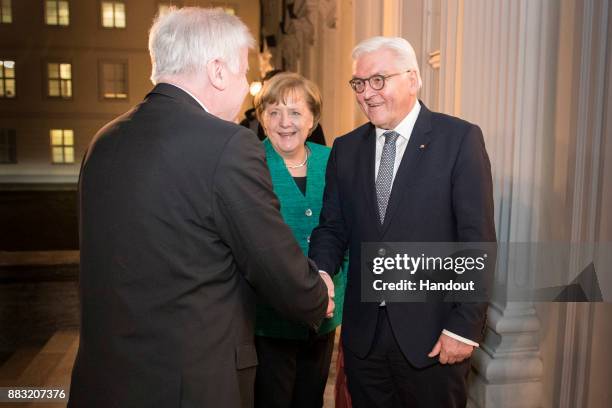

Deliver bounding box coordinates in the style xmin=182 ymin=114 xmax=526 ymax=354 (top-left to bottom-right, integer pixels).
xmin=319 ymin=271 xmax=335 ymax=318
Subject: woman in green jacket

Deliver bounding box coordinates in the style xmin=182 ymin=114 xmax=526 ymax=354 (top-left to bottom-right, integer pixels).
xmin=253 ymin=72 xmax=347 ymax=408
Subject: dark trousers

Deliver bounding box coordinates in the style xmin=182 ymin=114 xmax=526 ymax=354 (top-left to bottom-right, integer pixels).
xmin=343 ymin=308 xmax=471 ymax=408
xmin=254 ymin=331 xmax=336 ymax=408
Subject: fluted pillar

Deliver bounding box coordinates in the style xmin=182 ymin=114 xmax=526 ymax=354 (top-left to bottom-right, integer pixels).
xmin=436 ymin=0 xmax=565 ymax=406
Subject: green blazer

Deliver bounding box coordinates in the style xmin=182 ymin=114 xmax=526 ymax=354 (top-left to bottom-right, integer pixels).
xmin=255 ymin=139 xmax=347 ymax=339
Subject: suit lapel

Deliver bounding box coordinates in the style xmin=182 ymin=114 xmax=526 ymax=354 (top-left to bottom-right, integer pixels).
xmin=380 ymin=103 xmax=433 ymax=236
xmin=357 ymin=125 xmax=383 ymax=235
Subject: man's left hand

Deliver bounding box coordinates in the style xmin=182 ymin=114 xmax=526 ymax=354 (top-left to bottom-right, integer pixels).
xmin=427 ymin=333 xmax=474 ymax=364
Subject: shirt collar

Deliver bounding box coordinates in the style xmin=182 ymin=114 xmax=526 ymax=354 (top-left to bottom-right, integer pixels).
xmin=168 ymin=83 xmax=210 ymax=113
xmin=375 ymin=100 xmax=421 ymax=141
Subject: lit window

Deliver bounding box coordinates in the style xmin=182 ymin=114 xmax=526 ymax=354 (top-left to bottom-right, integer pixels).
xmin=0 ymin=129 xmax=17 ymax=164
xmin=47 ymin=62 xmax=72 ymax=98
xmin=158 ymin=4 xmax=170 ymax=16
xmin=101 ymin=61 xmax=128 ymax=99
xmin=0 ymin=60 xmax=15 ymax=98
xmin=45 ymin=1 xmax=70 ymax=26
xmin=50 ymin=129 xmax=74 ymax=164
xmin=212 ymin=3 xmax=236 ymax=15
xmin=101 ymin=1 xmax=126 ymax=28
xmin=0 ymin=0 xmax=12 ymax=24
xmin=158 ymin=1 xmax=180 ymax=16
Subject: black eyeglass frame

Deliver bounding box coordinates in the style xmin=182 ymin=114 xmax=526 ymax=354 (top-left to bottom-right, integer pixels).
xmin=348 ymin=70 xmax=412 ymax=93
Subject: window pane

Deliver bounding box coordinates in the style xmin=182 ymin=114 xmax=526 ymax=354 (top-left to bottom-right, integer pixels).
xmin=1 ymin=0 xmax=12 ymax=24
xmin=5 ymin=79 xmax=14 ymax=97
xmin=104 ymin=78 xmax=115 ymax=92
xmin=60 ymin=63 xmax=71 ymax=79
xmin=0 ymin=80 xmax=4 ymax=96
xmin=0 ymin=129 xmax=15 ymax=163
xmin=61 ymin=79 xmax=72 ymax=97
xmin=63 ymin=129 xmax=74 ymax=145
xmin=64 ymin=147 xmax=74 ymax=163
xmin=46 ymin=1 xmax=58 ymax=25
xmin=48 ymin=63 xmax=59 ymax=79
xmin=102 ymin=2 xmax=114 ymax=27
xmin=48 ymin=80 xmax=59 ymax=96
xmin=4 ymin=64 xmax=14 ymax=78
xmin=52 ymin=147 xmax=64 ymax=163
xmin=102 ymin=63 xmax=115 ymax=80
xmin=50 ymin=129 xmax=63 ymax=145
xmin=59 ymin=1 xmax=69 ymax=26
xmin=102 ymin=62 xmax=128 ymax=99
xmin=158 ymin=5 xmax=170 ymax=16
xmin=113 ymin=63 xmax=121 ymax=79
xmin=115 ymin=3 xmax=126 ymax=28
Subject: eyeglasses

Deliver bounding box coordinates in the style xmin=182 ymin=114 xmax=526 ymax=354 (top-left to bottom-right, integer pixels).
xmin=348 ymin=70 xmax=412 ymax=93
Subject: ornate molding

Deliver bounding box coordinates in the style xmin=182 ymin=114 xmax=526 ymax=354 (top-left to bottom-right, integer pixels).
xmin=428 ymin=50 xmax=440 ymax=69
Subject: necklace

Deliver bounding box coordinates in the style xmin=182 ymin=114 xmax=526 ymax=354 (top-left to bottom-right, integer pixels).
xmin=284 ymin=146 xmax=310 ymax=169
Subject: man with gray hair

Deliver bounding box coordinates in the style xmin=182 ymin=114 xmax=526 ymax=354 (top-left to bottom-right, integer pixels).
xmin=69 ymin=7 xmax=333 ymax=408
xmin=309 ymin=36 xmax=496 ymax=407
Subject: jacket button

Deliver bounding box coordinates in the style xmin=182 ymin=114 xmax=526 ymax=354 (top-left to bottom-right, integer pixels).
xmin=307 ymin=235 xmax=311 ymax=243
xmin=305 ymin=208 xmax=313 ymax=217
xmin=378 ymin=248 xmax=386 ymax=256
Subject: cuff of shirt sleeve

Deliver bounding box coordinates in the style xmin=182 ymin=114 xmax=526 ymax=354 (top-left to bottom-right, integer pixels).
xmin=442 ymin=329 xmax=479 ymax=347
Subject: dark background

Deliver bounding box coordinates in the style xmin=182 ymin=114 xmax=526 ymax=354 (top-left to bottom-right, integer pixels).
xmin=1 ymin=188 xmax=78 ymax=251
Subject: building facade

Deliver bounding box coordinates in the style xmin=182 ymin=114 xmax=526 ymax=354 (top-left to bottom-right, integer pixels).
xmin=0 ymin=0 xmax=259 ymax=185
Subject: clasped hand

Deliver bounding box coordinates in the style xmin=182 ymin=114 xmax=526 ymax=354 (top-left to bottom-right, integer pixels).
xmin=319 ymin=271 xmax=335 ymax=318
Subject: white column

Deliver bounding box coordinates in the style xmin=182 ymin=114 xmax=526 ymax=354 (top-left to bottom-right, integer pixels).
xmin=437 ymin=0 xmax=564 ymax=406
xmin=556 ymin=0 xmax=610 ymax=406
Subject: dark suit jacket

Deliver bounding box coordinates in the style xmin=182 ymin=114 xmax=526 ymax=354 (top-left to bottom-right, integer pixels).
xmin=309 ymin=102 xmax=496 ymax=368
xmin=69 ymin=83 xmax=328 ymax=407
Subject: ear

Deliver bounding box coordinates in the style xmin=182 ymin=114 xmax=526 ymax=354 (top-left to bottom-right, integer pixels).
xmin=206 ymin=59 xmax=226 ymax=91
xmin=408 ymin=71 xmax=420 ymax=94
xmin=306 ymin=117 xmax=315 ymax=136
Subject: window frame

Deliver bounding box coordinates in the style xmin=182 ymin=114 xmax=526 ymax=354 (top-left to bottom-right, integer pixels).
xmin=157 ymin=1 xmax=182 ymax=16
xmin=0 ymin=58 xmax=16 ymax=99
xmin=99 ymin=0 xmax=127 ymax=29
xmin=98 ymin=59 xmax=129 ymax=101
xmin=44 ymin=0 xmax=71 ymax=27
xmin=0 ymin=128 xmax=17 ymax=164
xmin=211 ymin=2 xmax=238 ymax=16
xmin=44 ymin=60 xmax=74 ymax=100
xmin=49 ymin=128 xmax=75 ymax=164
xmin=0 ymin=0 xmax=12 ymax=24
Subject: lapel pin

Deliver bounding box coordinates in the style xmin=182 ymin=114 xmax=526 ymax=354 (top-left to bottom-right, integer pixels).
xmin=419 ymin=144 xmax=426 ymax=149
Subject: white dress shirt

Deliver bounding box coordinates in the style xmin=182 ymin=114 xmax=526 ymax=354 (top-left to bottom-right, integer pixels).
xmin=374 ymin=100 xmax=421 ymax=183
xmin=374 ymin=101 xmax=478 ymax=348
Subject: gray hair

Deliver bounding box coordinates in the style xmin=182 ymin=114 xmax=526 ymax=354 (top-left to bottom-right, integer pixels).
xmin=149 ymin=7 xmax=255 ymax=84
xmin=352 ymin=36 xmax=422 ymax=89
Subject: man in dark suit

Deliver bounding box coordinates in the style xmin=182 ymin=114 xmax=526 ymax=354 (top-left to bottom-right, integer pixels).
xmin=69 ymin=8 xmax=333 ymax=408
xmin=309 ymin=36 xmax=496 ymax=407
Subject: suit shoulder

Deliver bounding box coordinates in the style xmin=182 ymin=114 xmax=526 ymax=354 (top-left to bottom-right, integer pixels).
xmin=156 ymin=99 xmax=258 ymax=149
xmin=333 ymin=122 xmax=373 ymax=147
xmin=430 ymin=111 xmax=480 ymax=134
